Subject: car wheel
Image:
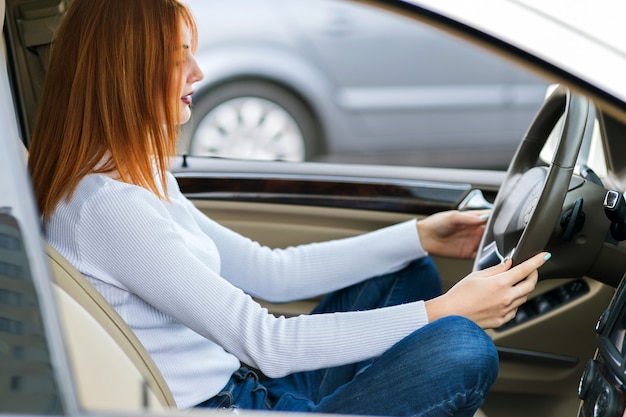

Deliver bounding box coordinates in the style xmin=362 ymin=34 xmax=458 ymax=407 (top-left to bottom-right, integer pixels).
xmin=188 ymin=81 xmax=322 ymax=161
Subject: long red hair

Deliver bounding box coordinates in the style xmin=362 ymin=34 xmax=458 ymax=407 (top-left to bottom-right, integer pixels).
xmin=28 ymin=0 xmax=198 ymax=220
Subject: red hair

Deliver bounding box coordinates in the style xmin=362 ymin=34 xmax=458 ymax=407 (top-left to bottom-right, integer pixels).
xmin=28 ymin=0 xmax=198 ymax=220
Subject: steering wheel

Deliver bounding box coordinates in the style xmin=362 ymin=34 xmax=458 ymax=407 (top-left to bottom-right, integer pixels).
xmin=473 ymin=85 xmax=590 ymax=271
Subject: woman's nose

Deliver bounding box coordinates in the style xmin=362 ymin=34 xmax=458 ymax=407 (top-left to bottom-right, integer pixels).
xmin=189 ymin=57 xmax=204 ymax=83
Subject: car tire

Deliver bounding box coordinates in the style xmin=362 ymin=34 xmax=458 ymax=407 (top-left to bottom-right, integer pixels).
xmin=187 ymin=80 xmax=322 ymax=161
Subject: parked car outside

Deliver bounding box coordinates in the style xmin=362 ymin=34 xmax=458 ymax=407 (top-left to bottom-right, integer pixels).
xmin=2 ymin=1 xmax=626 ymax=417
xmin=180 ymin=0 xmax=549 ymax=169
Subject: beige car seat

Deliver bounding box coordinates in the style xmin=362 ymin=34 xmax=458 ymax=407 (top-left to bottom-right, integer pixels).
xmin=47 ymin=242 xmax=177 ymax=411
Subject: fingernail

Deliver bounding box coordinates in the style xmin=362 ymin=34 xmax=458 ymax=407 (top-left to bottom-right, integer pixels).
xmin=479 ymin=214 xmax=490 ymax=221
xmin=544 ymin=253 xmax=552 ymax=261
xmin=501 ymin=257 xmax=510 ymax=264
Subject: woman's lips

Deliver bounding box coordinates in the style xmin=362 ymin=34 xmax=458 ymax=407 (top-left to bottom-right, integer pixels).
xmin=181 ymin=92 xmax=193 ymax=105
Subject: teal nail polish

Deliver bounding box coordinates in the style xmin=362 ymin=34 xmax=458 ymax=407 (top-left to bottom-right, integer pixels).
xmin=479 ymin=214 xmax=489 ymax=220
xmin=544 ymin=253 xmax=552 ymax=261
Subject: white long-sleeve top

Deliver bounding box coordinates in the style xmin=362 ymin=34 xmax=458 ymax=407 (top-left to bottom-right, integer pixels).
xmin=46 ymin=171 xmax=431 ymax=409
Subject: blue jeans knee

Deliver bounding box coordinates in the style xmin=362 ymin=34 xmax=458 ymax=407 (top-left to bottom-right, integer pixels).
xmin=420 ymin=315 xmax=499 ymax=409
xmin=311 ymin=315 xmax=498 ymax=417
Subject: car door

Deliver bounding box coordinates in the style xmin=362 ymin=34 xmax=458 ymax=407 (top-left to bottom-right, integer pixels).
xmin=171 ymin=154 xmax=613 ymax=417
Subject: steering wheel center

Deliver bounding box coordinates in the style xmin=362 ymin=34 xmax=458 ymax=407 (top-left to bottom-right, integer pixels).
xmin=493 ymin=167 xmax=548 ymax=258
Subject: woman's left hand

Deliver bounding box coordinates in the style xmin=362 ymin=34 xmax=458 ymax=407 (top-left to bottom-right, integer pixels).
xmin=416 ymin=210 xmax=490 ymax=259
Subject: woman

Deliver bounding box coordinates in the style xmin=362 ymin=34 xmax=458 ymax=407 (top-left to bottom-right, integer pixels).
xmin=28 ymin=0 xmax=549 ymax=416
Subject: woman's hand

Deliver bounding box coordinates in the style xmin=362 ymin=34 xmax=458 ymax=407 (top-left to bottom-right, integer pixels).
xmin=417 ymin=210 xmax=490 ymax=259
xmin=424 ymin=252 xmax=550 ymax=329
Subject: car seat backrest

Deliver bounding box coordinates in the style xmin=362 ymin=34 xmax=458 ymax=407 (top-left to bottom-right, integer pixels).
xmin=46 ymin=242 xmax=177 ymax=411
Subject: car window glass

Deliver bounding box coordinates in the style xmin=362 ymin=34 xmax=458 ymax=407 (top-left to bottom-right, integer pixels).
xmin=181 ymin=0 xmax=549 ymax=170
xmin=539 ymin=86 xmax=608 ymax=178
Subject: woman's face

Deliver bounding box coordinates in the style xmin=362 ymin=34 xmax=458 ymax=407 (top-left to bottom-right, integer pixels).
xmin=178 ymin=24 xmax=203 ymax=124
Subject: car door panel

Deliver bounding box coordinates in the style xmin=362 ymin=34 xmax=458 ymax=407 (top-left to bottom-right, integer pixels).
xmin=175 ymin=157 xmax=613 ymax=417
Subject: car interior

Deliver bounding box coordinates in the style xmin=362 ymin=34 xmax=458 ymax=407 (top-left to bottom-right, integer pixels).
xmin=3 ymin=1 xmax=626 ymax=417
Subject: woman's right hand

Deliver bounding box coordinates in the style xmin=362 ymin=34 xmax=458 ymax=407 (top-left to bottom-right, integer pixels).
xmin=424 ymin=252 xmax=551 ymax=329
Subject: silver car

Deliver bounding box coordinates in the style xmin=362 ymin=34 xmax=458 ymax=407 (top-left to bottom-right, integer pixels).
xmin=181 ymin=0 xmax=548 ymax=168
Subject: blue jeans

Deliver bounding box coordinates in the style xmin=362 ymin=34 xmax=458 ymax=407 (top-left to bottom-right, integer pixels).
xmin=197 ymin=257 xmax=498 ymax=416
